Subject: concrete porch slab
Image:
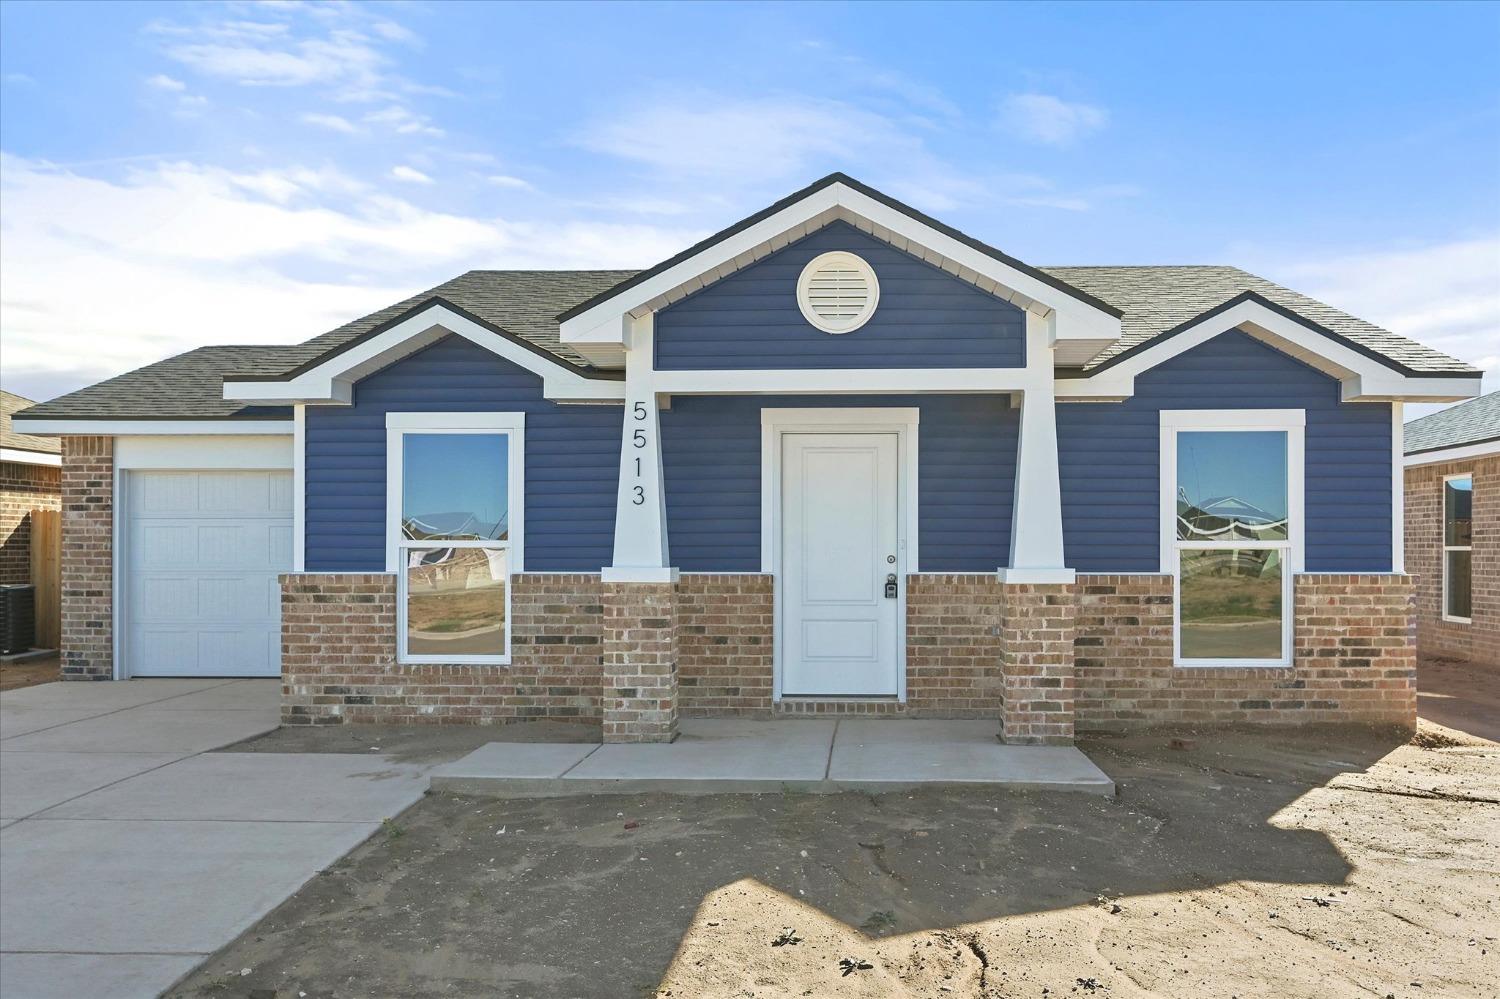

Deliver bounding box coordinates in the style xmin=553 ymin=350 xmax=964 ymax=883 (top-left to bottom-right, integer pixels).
xmin=430 ymin=718 xmax=1114 ymax=797
xmin=830 ymin=720 xmax=1115 ymax=792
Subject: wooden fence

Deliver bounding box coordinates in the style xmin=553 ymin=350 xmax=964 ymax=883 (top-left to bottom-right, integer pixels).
xmin=29 ymin=508 xmax=60 ymax=649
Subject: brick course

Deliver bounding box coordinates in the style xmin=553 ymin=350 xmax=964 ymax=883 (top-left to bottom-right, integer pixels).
xmin=1 ymin=458 xmax=60 ymax=586
xmin=1405 ymin=455 xmax=1499 ymax=665
xmin=59 ymin=437 xmax=112 ymax=680
xmin=281 ymin=572 xmax=604 ymax=725
xmin=905 ymin=574 xmax=1005 ymax=718
xmin=677 ymin=574 xmax=774 ymax=717
xmin=1074 ymin=572 xmax=1416 ymax=730
xmin=601 ymin=582 xmax=679 ymax=742
xmin=999 ymin=582 xmax=1077 ymax=745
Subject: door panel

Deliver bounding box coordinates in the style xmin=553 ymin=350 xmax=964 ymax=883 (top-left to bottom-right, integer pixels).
xmin=781 ymin=433 xmax=900 ymax=696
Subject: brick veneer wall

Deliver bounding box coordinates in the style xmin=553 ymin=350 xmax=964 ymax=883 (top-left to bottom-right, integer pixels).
xmin=1074 ymin=572 xmax=1416 ymax=730
xmin=906 ymin=574 xmax=1005 ymax=717
xmin=601 ymin=581 xmax=679 ymax=742
xmin=281 ymin=572 xmax=604 ymax=724
xmin=999 ymin=582 xmax=1077 ymax=745
xmin=1 ymin=459 xmax=61 ymax=586
xmin=1405 ymin=455 xmax=1499 ymax=665
xmin=677 ymin=574 xmax=774 ymax=717
xmin=60 ymin=437 xmax=112 ymax=680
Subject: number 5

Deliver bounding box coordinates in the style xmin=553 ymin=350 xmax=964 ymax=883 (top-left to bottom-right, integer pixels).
xmin=633 ymin=401 xmax=647 ymax=420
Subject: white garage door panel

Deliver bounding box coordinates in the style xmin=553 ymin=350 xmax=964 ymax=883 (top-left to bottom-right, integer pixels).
xmin=125 ymin=471 xmax=292 ymax=678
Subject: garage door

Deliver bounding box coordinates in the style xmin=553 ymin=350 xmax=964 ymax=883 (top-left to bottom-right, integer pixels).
xmin=125 ymin=470 xmax=293 ymax=677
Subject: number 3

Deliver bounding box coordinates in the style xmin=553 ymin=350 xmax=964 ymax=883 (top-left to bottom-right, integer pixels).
xmin=632 ymin=485 xmax=645 ymax=505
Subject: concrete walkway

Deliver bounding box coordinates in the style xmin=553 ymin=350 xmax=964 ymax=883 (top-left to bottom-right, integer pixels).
xmin=0 ymin=679 xmax=429 ymax=999
xmin=432 ymin=718 xmax=1116 ymax=796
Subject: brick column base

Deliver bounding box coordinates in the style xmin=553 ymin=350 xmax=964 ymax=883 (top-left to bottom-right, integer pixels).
xmin=1000 ymin=582 xmax=1077 ymax=745
xmin=59 ymin=436 xmax=113 ymax=681
xmin=601 ymin=582 xmax=680 ymax=743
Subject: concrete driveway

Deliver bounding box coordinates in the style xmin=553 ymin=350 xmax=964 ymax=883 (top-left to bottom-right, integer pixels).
xmin=0 ymin=679 xmax=429 ymax=999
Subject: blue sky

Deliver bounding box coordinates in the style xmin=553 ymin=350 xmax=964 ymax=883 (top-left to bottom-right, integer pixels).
xmin=1 ymin=1 xmax=1496 ymax=411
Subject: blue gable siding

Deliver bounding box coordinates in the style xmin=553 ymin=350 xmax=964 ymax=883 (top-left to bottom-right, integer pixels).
xmin=304 ymin=336 xmax=619 ymax=572
xmin=1057 ymin=330 xmax=1393 ymax=573
xmin=654 ymin=222 xmax=1026 ymax=371
xmin=660 ymin=395 xmax=1018 ymax=572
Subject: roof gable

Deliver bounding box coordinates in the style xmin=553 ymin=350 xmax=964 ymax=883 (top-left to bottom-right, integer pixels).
xmin=557 ymin=173 xmax=1126 ymax=367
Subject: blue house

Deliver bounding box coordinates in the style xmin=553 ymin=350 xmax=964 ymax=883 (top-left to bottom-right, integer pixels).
xmin=15 ymin=175 xmax=1482 ymax=743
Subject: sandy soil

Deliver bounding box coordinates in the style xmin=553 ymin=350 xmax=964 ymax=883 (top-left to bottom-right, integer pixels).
xmin=170 ymin=728 xmax=1497 ymax=998
xmin=1418 ymin=654 xmax=1500 ymax=743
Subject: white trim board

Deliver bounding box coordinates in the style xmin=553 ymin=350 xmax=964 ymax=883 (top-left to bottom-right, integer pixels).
xmin=760 ymin=407 xmax=918 ymax=704
xmin=1055 ymin=301 xmax=1483 ymax=403
xmin=113 ymin=435 xmax=294 ymax=470
xmin=11 ymin=419 xmax=293 ymax=436
xmin=223 ymin=303 xmax=626 ymax=406
xmin=0 ymin=448 xmax=60 ymax=466
xmin=1403 ymin=439 xmax=1500 ymax=467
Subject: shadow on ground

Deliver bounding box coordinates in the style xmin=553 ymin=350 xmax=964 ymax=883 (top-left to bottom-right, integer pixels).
xmin=167 ymin=724 xmax=1498 ymax=997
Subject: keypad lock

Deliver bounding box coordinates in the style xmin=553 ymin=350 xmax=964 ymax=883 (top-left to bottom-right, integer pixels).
xmin=884 ymin=573 xmax=898 ymax=599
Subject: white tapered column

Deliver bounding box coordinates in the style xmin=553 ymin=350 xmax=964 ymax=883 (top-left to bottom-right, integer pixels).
xmin=999 ymin=311 xmax=1074 ymax=584
xmin=603 ymin=314 xmax=676 ymax=583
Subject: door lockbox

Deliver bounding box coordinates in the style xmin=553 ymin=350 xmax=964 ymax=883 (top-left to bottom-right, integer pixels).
xmin=884 ymin=573 xmax=898 ymax=599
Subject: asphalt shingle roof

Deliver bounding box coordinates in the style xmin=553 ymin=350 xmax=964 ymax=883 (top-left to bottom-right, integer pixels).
xmin=1404 ymin=391 xmax=1500 ymax=455
xmin=13 ymin=261 xmax=1479 ymax=423
xmin=1 ymin=390 xmax=62 ymax=452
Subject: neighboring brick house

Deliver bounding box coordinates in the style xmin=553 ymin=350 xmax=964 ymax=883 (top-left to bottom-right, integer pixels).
xmin=1404 ymin=392 xmax=1499 ymax=664
xmin=14 ymin=175 xmax=1484 ymax=741
xmin=1 ymin=390 xmax=62 ymax=586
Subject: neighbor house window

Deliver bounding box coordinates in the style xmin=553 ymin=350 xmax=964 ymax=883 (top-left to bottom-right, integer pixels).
xmin=1160 ymin=410 xmax=1305 ymax=667
xmin=386 ymin=413 xmax=525 ymax=664
xmin=1443 ymin=475 xmax=1473 ymax=622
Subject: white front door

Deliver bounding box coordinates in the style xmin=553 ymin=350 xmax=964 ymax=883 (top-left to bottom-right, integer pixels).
xmin=124 ymin=470 xmax=293 ymax=677
xmin=781 ymin=432 xmax=901 ymax=696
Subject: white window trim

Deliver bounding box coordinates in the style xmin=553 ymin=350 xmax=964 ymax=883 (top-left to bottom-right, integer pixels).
xmin=1160 ymin=409 xmax=1305 ymax=668
xmin=1442 ymin=472 xmax=1473 ymax=625
xmin=385 ymin=412 xmax=525 ymax=666
xmin=760 ymin=407 xmax=919 ymax=703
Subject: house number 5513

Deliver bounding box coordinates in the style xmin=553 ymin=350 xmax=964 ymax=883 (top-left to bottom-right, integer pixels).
xmin=631 ymin=400 xmax=648 ymax=504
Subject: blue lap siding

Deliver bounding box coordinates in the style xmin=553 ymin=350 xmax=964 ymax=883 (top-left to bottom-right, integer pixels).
xmin=654 ymin=222 xmax=1026 ymax=371
xmin=1057 ymin=330 xmax=1393 ymax=573
xmin=660 ymin=395 xmax=1018 ymax=572
xmin=303 ymin=335 xmax=619 ymax=572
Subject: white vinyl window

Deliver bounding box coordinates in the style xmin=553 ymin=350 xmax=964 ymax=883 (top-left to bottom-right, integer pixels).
xmin=386 ymin=413 xmax=525 ymax=665
xmin=1443 ymin=474 xmax=1473 ymax=623
xmin=1161 ymin=410 xmax=1305 ymax=667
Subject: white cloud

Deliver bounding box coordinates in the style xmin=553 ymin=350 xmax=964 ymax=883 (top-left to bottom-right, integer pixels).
xmin=363 ymin=104 xmax=443 ymax=137
xmin=0 ymin=154 xmax=696 ymax=400
xmin=390 ymin=165 xmax=432 ymax=184
xmin=999 ymin=93 xmax=1107 ymax=146
xmin=301 ymin=111 xmax=360 ymax=133
xmin=486 ymin=174 xmax=533 ymax=190
xmin=576 ymin=95 xmax=919 ymax=180
xmin=147 ymin=73 xmax=186 ymax=92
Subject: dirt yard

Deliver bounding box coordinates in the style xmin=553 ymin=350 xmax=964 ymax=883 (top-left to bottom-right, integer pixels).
xmin=0 ymin=653 xmax=56 ymax=691
xmin=170 ymin=726 xmax=1497 ymax=998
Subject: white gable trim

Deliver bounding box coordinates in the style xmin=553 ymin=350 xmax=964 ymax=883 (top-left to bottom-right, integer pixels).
xmin=1054 ymin=299 xmax=1484 ymax=403
xmin=558 ymin=181 xmax=1122 ymax=362
xmin=222 ymin=302 xmax=626 ymax=406
xmin=1403 ymin=438 xmax=1500 ymax=467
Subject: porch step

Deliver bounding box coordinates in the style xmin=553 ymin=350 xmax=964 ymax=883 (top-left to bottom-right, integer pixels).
xmin=774 ymin=696 xmax=908 ymax=717
xmin=428 ymin=719 xmax=1115 ymax=798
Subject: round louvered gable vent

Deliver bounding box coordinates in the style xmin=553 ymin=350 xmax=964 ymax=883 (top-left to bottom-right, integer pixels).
xmin=796 ymin=251 xmax=880 ymax=334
